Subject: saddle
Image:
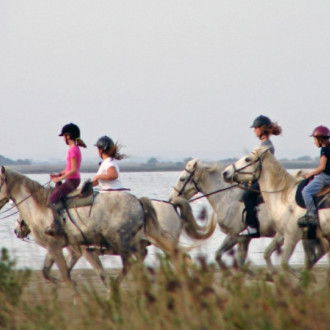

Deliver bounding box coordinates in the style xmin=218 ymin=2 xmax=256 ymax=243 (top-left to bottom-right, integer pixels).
xmin=61 ymin=180 xmax=98 ymax=209
xmin=295 ymin=179 xmax=330 ymax=210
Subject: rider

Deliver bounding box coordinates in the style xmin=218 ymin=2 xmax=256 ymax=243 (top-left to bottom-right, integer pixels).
xmin=92 ymin=135 xmax=125 ymax=191
xmin=297 ymin=125 xmax=330 ymax=227
xmin=240 ymin=115 xmax=282 ymax=237
xmin=45 ymin=123 xmax=87 ymax=236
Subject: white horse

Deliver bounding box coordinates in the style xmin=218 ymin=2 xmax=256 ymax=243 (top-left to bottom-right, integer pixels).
xmin=0 ymin=166 xmax=181 ymax=290
xmin=169 ymin=159 xmax=284 ymax=270
xmin=13 ymin=197 xmax=216 ymax=287
xmin=222 ymin=146 xmax=330 ymax=272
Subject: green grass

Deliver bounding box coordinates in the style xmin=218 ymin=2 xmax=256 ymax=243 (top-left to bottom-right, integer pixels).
xmin=1 ymin=249 xmax=329 ymax=329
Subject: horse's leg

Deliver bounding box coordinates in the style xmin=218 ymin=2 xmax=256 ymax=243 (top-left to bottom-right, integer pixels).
xmin=42 ymin=252 xmax=58 ymax=284
xmin=237 ymin=237 xmax=252 ymax=268
xmin=115 ymin=254 xmax=134 ymax=284
xmin=302 ymin=239 xmax=317 ymax=270
xmin=48 ymin=245 xmax=77 ymax=293
xmin=264 ymin=233 xmax=284 ymax=274
xmin=303 ymin=237 xmax=329 ymax=270
xmin=215 ymin=235 xmax=240 ymax=269
xmin=66 ymin=247 xmax=83 ymax=273
xmin=112 ymin=239 xmax=149 ymax=285
xmin=81 ymin=248 xmax=110 ymax=293
xmin=280 ymin=237 xmax=299 ymax=275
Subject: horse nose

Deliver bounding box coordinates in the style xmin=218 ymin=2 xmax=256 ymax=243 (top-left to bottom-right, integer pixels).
xmin=223 ymin=171 xmax=229 ymax=180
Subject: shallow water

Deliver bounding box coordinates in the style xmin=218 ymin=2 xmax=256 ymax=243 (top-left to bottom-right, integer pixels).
xmin=0 ymin=171 xmax=327 ymax=270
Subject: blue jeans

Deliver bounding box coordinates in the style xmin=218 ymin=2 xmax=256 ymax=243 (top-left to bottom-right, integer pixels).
xmin=302 ymin=173 xmax=330 ymax=215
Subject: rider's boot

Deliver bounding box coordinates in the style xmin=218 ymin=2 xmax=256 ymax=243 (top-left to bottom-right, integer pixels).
xmin=297 ymin=213 xmax=318 ymax=228
xmin=44 ymin=201 xmax=66 ymax=236
xmin=239 ymin=225 xmax=260 ymax=238
xmin=239 ymin=206 xmax=260 ymax=238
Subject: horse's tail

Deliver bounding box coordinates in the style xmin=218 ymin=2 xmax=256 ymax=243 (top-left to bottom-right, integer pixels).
xmin=139 ymin=197 xmax=176 ymax=255
xmin=171 ymin=196 xmax=216 ymax=240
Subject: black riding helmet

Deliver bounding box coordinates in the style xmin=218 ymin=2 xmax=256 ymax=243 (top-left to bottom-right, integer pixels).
xmin=94 ymin=136 xmax=114 ymax=152
xmin=250 ymin=115 xmax=271 ymax=128
xmin=59 ymin=123 xmax=80 ymax=140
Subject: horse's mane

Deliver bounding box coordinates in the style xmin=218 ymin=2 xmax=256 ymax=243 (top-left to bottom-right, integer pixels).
xmin=261 ymin=150 xmax=298 ymax=200
xmin=195 ymin=160 xmax=225 ymax=181
xmin=6 ymin=169 xmax=51 ymax=206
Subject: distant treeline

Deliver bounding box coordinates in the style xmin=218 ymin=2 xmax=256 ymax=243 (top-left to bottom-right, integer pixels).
xmin=0 ymin=155 xmax=31 ymax=166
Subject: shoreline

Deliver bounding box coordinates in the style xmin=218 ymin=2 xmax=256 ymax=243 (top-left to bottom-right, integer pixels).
xmin=6 ymin=160 xmax=318 ymax=174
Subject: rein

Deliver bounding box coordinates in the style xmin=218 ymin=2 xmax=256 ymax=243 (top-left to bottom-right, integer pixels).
xmin=174 ymin=165 xmax=240 ymax=202
xmin=189 ymin=184 xmax=240 ymax=202
xmin=229 ymin=151 xmax=292 ymax=194
xmin=176 ymin=167 xmax=199 ymax=196
xmin=0 ymin=180 xmax=52 ymax=220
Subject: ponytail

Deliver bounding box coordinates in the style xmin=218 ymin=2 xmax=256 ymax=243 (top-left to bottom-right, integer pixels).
xmin=263 ymin=121 xmax=282 ymax=136
xmin=75 ymin=138 xmax=87 ymax=148
xmin=106 ymin=142 xmax=126 ymax=160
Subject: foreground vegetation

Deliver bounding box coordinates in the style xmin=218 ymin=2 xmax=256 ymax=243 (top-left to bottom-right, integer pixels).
xmin=1 ymin=248 xmax=330 ymax=330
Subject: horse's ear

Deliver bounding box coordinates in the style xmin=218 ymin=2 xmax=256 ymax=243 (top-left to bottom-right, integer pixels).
xmin=0 ymin=166 xmax=6 ymax=176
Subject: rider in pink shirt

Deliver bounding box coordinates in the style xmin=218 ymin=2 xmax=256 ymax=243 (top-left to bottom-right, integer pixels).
xmin=45 ymin=123 xmax=87 ymax=236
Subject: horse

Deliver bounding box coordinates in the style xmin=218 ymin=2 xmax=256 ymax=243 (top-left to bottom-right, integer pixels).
xmin=13 ymin=200 xmax=216 ymax=286
xmin=13 ymin=197 xmax=216 ymax=288
xmin=0 ymin=166 xmax=181 ymax=291
xmin=222 ymin=146 xmax=330 ymax=273
xmin=169 ymin=159 xmax=287 ymax=271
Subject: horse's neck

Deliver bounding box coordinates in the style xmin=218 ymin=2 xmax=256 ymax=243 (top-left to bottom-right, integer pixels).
xmin=199 ymin=170 xmax=240 ymax=212
xmin=8 ymin=173 xmax=50 ymax=216
xmin=258 ymin=155 xmax=296 ymax=206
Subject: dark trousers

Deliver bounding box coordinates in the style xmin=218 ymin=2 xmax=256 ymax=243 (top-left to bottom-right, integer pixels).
xmin=49 ymin=179 xmax=80 ymax=204
xmin=242 ymin=181 xmax=260 ymax=229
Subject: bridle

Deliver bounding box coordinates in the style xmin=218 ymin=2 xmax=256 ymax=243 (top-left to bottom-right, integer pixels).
xmin=229 ymin=153 xmax=263 ymax=184
xmin=173 ymin=165 xmax=240 ymax=201
xmin=0 ymin=170 xmax=51 ymax=219
xmin=173 ymin=167 xmax=201 ymax=197
xmin=0 ymin=175 xmax=10 ymax=210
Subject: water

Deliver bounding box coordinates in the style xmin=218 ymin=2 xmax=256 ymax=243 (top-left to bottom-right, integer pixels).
xmin=0 ymin=171 xmax=326 ymax=270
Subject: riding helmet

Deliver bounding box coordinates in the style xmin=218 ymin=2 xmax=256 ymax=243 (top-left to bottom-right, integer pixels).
xmin=250 ymin=115 xmax=271 ymax=128
xmin=310 ymin=125 xmax=330 ymax=139
xmin=94 ymin=136 xmax=114 ymax=152
xmin=59 ymin=123 xmax=80 ymax=139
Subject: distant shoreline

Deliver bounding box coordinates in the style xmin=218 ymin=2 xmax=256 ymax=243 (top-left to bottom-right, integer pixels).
xmin=6 ymin=160 xmax=318 ymax=174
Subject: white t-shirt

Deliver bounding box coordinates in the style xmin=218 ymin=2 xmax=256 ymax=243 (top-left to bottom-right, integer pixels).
xmin=96 ymin=157 xmax=123 ymax=191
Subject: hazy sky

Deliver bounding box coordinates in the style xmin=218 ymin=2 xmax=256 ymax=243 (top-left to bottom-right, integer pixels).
xmin=1 ymin=1 xmax=329 ymax=162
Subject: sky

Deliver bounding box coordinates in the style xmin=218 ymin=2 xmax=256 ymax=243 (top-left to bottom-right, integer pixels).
xmin=0 ymin=1 xmax=329 ymax=163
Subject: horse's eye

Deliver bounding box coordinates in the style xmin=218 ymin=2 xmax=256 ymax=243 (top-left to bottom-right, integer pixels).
xmin=180 ymin=177 xmax=185 ymax=182
xmin=245 ymin=157 xmax=251 ymax=162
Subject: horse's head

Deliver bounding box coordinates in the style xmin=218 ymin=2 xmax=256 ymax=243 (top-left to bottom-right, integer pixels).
xmin=169 ymin=159 xmax=201 ymax=201
xmin=0 ymin=166 xmax=10 ymax=209
xmin=14 ymin=216 xmax=31 ymax=238
xmin=222 ymin=147 xmax=269 ymax=184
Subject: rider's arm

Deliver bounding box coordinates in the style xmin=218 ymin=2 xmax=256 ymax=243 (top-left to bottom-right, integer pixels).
xmin=304 ymin=155 xmax=327 ymax=179
xmin=92 ymin=166 xmax=118 ymax=186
